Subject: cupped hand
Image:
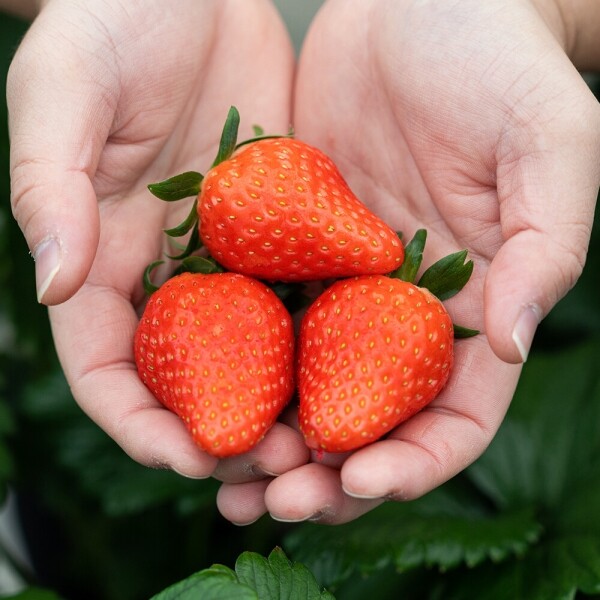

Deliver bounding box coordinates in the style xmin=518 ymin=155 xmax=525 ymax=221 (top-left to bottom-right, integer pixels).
xmin=7 ymin=0 xmax=311 ymax=482
xmin=219 ymin=0 xmax=600 ymax=524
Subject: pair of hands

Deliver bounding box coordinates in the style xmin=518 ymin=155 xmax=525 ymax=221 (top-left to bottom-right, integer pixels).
xmin=7 ymin=0 xmax=600 ymax=525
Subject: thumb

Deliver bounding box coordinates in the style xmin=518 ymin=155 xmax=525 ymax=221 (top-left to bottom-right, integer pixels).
xmin=7 ymin=6 xmax=116 ymax=305
xmin=485 ymin=91 xmax=600 ymax=364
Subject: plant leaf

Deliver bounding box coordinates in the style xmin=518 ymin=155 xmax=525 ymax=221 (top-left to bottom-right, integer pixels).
xmin=164 ymin=199 xmax=199 ymax=238
xmin=143 ymin=260 xmax=165 ymax=295
xmin=176 ymin=256 xmax=224 ymax=275
xmin=453 ymin=324 xmax=479 ymax=338
xmin=150 ymin=569 xmax=256 ymax=600
xmin=285 ymin=482 xmax=542 ymax=589
xmin=389 ymin=229 xmax=426 ymax=283
xmin=236 ymin=548 xmax=335 ymax=600
xmin=432 ymin=532 xmax=600 ymax=600
xmin=165 ymin=225 xmax=203 ymax=260
xmin=147 ymin=172 xmax=203 ymax=201
xmin=151 ymin=548 xmax=334 ymax=600
xmin=417 ymin=250 xmax=473 ymax=300
xmin=467 ymin=339 xmax=600 ymax=511
xmin=212 ymin=106 xmax=240 ymax=167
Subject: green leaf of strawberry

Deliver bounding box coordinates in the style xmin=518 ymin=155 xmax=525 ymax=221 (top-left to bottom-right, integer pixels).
xmin=151 ymin=548 xmax=335 ymax=600
xmin=211 ymin=105 xmax=240 ymax=167
xmin=390 ymin=230 xmax=479 ymax=337
xmin=418 ymin=249 xmax=474 ymax=301
xmin=389 ymin=228 xmax=426 ymax=282
xmin=147 ymin=171 xmax=203 ymax=202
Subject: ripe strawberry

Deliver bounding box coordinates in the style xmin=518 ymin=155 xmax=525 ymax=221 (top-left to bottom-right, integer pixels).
xmin=148 ymin=107 xmax=404 ymax=281
xmin=134 ymin=271 xmax=295 ymax=458
xmin=198 ymin=137 xmax=403 ymax=280
xmin=297 ymin=231 xmax=477 ymax=453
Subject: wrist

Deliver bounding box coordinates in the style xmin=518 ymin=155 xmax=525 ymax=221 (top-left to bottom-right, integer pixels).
xmin=532 ymin=0 xmax=600 ymax=71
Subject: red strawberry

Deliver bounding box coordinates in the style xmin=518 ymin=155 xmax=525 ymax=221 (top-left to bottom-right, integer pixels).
xmin=199 ymin=137 xmax=404 ymax=280
xmin=147 ymin=107 xmax=404 ymax=281
xmin=297 ymin=231 xmax=477 ymax=453
xmin=134 ymin=271 xmax=295 ymax=458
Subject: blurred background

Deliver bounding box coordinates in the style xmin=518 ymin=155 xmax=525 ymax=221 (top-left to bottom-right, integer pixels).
xmin=0 ymin=3 xmax=600 ymax=600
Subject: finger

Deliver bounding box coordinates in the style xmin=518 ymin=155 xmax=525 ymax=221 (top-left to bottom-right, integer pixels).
xmin=217 ymin=479 xmax=271 ymax=526
xmin=49 ymin=287 xmax=217 ymax=478
xmin=212 ymin=423 xmax=310 ymax=484
xmin=265 ymin=463 xmax=382 ymax=525
xmin=338 ymin=337 xmax=520 ymax=500
xmin=486 ymin=81 xmax=600 ymax=363
xmin=7 ymin=6 xmax=117 ymax=305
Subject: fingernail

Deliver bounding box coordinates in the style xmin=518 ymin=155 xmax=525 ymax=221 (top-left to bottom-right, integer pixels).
xmin=171 ymin=467 xmax=210 ymax=480
xmin=270 ymin=512 xmax=315 ymax=523
xmin=342 ymin=487 xmax=381 ymax=500
xmin=33 ymin=237 xmax=61 ymax=303
xmin=251 ymin=466 xmax=280 ymax=478
xmin=512 ymin=304 xmax=542 ymax=362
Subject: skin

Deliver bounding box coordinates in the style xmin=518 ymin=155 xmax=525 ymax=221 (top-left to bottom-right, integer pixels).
xmin=6 ymin=0 xmax=600 ymax=526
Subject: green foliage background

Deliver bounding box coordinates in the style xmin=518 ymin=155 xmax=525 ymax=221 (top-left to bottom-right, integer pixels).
xmin=0 ymin=10 xmax=600 ymax=600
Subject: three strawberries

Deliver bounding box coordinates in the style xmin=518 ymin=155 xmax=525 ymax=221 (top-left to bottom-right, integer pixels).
xmin=134 ymin=107 xmax=476 ymax=458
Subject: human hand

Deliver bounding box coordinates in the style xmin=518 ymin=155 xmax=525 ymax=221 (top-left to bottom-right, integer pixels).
xmin=217 ymin=0 xmax=600 ymax=524
xmin=7 ymin=0 xmax=311 ymax=485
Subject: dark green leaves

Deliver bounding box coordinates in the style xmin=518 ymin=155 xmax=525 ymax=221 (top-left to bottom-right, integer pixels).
xmin=147 ymin=171 xmax=203 ymax=202
xmin=212 ymin=106 xmax=240 ymax=167
xmin=389 ymin=230 xmax=478 ymax=336
xmin=389 ymin=229 xmax=473 ymax=300
xmin=452 ymin=324 xmax=480 ymax=339
xmin=151 ymin=548 xmax=335 ymax=600
xmin=389 ymin=229 xmax=426 ymax=283
xmin=285 ymin=485 xmax=542 ymax=589
xmin=418 ymin=249 xmax=473 ymax=301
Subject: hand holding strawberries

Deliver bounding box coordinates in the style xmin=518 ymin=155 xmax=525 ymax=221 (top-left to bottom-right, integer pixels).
xmin=7 ymin=0 xmax=600 ymax=529
xmin=7 ymin=0 xmax=309 ymax=483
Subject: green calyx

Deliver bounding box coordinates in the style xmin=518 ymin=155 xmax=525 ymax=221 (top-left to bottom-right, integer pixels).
xmin=389 ymin=229 xmax=479 ymax=339
xmin=146 ymin=106 xmax=293 ymax=263
xmin=143 ymin=106 xmax=292 ymax=286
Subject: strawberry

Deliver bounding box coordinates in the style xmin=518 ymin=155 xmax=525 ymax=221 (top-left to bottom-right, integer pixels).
xmin=147 ymin=107 xmax=404 ymax=281
xmin=134 ymin=271 xmax=295 ymax=458
xmin=297 ymin=230 xmax=478 ymax=453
